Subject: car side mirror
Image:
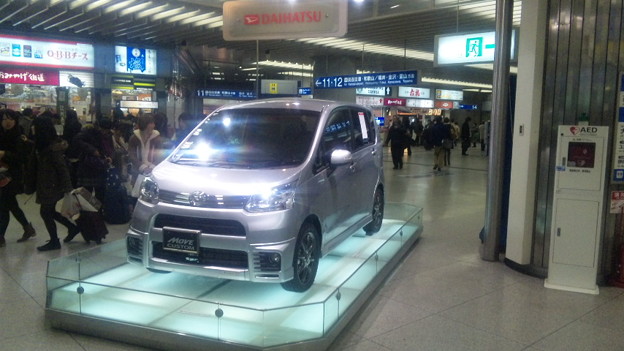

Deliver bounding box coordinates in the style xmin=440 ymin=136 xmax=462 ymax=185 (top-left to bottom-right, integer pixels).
xmin=330 ymin=149 xmax=352 ymax=166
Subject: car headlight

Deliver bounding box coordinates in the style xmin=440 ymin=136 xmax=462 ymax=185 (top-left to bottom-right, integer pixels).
xmin=140 ymin=177 xmax=159 ymax=204
xmin=245 ymin=182 xmax=296 ymax=213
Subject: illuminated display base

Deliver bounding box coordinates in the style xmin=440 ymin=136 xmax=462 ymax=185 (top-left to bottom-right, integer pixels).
xmin=46 ymin=204 xmax=422 ymax=351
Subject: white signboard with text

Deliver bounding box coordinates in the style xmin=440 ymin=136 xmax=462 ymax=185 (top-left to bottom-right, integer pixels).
xmin=0 ymin=34 xmax=94 ymax=69
xmin=398 ymin=86 xmax=431 ymax=99
xmin=406 ymin=99 xmax=434 ymax=108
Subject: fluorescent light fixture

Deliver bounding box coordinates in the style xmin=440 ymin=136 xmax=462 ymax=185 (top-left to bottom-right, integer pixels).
xmin=179 ymin=12 xmax=216 ymax=25
xmin=421 ymin=77 xmax=493 ymax=89
xmin=104 ymin=0 xmax=141 ymax=16
xmin=390 ymin=5 xmax=400 ymax=9
xmin=166 ymin=9 xmax=201 ymax=23
xmin=296 ymin=37 xmax=434 ymax=61
xmin=253 ymin=60 xmax=313 ymax=71
xmin=85 ymin=0 xmax=113 ymax=11
xmin=195 ymin=16 xmax=222 ymax=26
xmin=151 ymin=6 xmax=185 ymax=21
xmin=135 ymin=4 xmax=169 ymax=18
xmin=278 ymin=71 xmax=314 ymax=77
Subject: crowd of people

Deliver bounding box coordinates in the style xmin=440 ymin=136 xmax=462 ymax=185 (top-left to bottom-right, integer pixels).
xmin=384 ymin=114 xmax=487 ymax=172
xmin=0 ymin=107 xmax=203 ymax=251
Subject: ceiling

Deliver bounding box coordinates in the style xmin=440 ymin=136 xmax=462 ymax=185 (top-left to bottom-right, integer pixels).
xmin=0 ymin=0 xmax=523 ymax=87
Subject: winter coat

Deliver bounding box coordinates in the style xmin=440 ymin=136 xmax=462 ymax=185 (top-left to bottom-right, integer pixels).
xmin=385 ymin=123 xmax=409 ymax=149
xmin=430 ymin=123 xmax=452 ymax=147
xmin=73 ymin=127 xmax=108 ymax=188
xmin=34 ymin=139 xmax=73 ymax=205
xmin=127 ymin=129 xmax=163 ymax=177
xmin=0 ymin=124 xmax=31 ymax=194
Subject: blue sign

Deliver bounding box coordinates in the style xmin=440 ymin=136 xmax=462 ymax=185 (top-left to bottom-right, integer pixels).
xmin=196 ymin=89 xmax=255 ymax=99
xmin=459 ymin=104 xmax=478 ymax=110
xmin=314 ymin=70 xmax=417 ymax=89
xmin=298 ymin=87 xmax=312 ymax=95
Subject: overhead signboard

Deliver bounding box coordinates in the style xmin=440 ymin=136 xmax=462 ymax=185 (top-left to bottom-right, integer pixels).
xmin=261 ymin=79 xmax=298 ymax=95
xmin=59 ymin=70 xmax=94 ymax=88
xmin=197 ymin=89 xmax=255 ymax=99
xmin=315 ymin=70 xmax=417 ymax=89
xmin=384 ymin=98 xmax=406 ymax=106
xmin=0 ymin=67 xmax=59 ymax=85
xmin=406 ymin=99 xmax=434 ymax=108
xmin=435 ymin=100 xmax=455 ymax=109
xmin=356 ymin=96 xmax=384 ymax=107
xmin=298 ymin=87 xmax=312 ymax=95
xmin=223 ymin=0 xmax=347 ymax=41
xmin=356 ymin=87 xmax=392 ymax=96
xmin=398 ymin=86 xmax=431 ymax=99
xmin=119 ymin=101 xmax=158 ymax=109
xmin=459 ymin=104 xmax=478 ymax=110
xmin=436 ymin=89 xmax=464 ymax=100
xmin=115 ymin=46 xmax=157 ymax=75
xmin=0 ymin=34 xmax=94 ymax=70
xmin=434 ymin=30 xmax=517 ymax=66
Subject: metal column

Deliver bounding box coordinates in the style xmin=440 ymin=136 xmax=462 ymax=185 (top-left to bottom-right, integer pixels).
xmin=481 ymin=0 xmax=514 ymax=261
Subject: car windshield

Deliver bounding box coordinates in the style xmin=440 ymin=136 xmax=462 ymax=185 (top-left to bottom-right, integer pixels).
xmin=170 ymin=108 xmax=320 ymax=168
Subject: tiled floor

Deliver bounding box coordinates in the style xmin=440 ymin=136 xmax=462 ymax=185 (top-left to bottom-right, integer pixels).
xmin=1 ymin=145 xmax=623 ymax=351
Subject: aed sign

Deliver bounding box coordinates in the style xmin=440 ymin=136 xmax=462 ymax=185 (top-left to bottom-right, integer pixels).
xmin=223 ymin=0 xmax=347 ymax=41
xmin=434 ymin=30 xmax=517 ymax=66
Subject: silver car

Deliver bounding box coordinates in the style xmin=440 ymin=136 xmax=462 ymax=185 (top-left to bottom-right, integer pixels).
xmin=126 ymin=98 xmax=385 ymax=292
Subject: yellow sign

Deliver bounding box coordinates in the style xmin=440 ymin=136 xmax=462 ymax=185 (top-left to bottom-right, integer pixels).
xmin=270 ymin=83 xmax=278 ymax=94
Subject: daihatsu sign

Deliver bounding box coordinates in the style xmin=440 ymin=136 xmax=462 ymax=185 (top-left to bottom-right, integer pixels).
xmin=223 ymin=0 xmax=347 ymax=41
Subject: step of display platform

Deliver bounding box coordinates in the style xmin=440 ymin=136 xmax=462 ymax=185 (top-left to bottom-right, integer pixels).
xmin=46 ymin=203 xmax=423 ymax=351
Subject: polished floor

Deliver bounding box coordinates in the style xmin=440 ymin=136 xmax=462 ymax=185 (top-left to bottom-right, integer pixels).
xmin=1 ymin=145 xmax=623 ymax=351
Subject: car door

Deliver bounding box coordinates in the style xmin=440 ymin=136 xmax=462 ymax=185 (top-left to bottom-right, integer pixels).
xmin=308 ymin=107 xmax=355 ymax=245
xmin=347 ymin=107 xmax=380 ymax=222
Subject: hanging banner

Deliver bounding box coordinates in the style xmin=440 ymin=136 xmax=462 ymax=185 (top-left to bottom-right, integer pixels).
xmin=0 ymin=34 xmax=94 ymax=69
xmin=223 ymin=0 xmax=347 ymax=41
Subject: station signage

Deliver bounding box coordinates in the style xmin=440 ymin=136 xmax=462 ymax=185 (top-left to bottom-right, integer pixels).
xmin=398 ymin=86 xmax=431 ymax=99
xmin=436 ymin=89 xmax=463 ymax=100
xmin=223 ymin=0 xmax=347 ymax=41
xmin=434 ymin=30 xmax=517 ymax=66
xmin=384 ymin=98 xmax=406 ymax=106
xmin=0 ymin=34 xmax=94 ymax=70
xmin=459 ymin=104 xmax=478 ymax=110
xmin=197 ymin=89 xmax=255 ymax=99
xmin=0 ymin=67 xmax=59 ymax=85
xmin=115 ymin=45 xmax=157 ymax=75
xmin=298 ymin=87 xmax=312 ymax=95
xmin=406 ymin=99 xmax=434 ymax=108
xmin=355 ymin=96 xmax=384 ymax=107
xmin=261 ymin=79 xmax=298 ymax=95
xmin=356 ymin=87 xmax=392 ymax=96
xmin=315 ymin=70 xmax=417 ymax=89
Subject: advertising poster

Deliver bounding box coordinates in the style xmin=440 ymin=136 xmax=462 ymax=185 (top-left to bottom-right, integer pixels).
xmin=613 ymin=72 xmax=624 ymax=182
xmin=0 ymin=34 xmax=94 ymax=69
xmin=114 ymin=46 xmax=157 ymax=75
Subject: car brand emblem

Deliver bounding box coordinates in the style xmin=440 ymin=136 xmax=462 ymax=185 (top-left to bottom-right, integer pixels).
xmin=189 ymin=191 xmax=208 ymax=207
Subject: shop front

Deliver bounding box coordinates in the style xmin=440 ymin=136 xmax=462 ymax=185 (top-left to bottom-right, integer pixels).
xmin=0 ymin=34 xmax=95 ymax=122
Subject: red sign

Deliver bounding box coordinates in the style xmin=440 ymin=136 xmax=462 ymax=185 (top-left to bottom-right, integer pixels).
xmin=0 ymin=67 xmax=59 ymax=85
xmin=435 ymin=100 xmax=454 ymax=109
xmin=383 ymin=98 xmax=406 ymax=106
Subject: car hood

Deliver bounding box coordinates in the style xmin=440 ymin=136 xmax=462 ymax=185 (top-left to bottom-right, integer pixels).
xmin=150 ymin=160 xmax=302 ymax=196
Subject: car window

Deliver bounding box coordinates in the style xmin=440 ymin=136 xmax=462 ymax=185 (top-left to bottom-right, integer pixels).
xmin=319 ymin=108 xmax=352 ymax=163
xmin=170 ymin=108 xmax=320 ymax=168
xmin=350 ymin=108 xmax=374 ymax=150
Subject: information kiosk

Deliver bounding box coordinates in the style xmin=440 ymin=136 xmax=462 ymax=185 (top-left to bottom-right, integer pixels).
xmin=545 ymin=125 xmax=609 ymax=294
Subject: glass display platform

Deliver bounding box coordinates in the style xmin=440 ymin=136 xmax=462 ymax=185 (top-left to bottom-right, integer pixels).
xmin=46 ymin=203 xmax=423 ymax=351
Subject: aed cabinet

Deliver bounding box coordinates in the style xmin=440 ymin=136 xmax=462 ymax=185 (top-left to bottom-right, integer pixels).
xmin=545 ymin=125 xmax=608 ymax=295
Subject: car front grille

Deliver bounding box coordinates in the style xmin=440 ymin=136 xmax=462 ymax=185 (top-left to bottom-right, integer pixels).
xmin=152 ymin=243 xmax=248 ymax=269
xmin=159 ymin=190 xmax=249 ymax=209
xmin=153 ymin=214 xmax=246 ymax=237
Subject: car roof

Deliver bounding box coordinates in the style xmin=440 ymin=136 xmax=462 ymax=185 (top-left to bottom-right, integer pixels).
xmin=215 ymin=98 xmax=368 ymax=114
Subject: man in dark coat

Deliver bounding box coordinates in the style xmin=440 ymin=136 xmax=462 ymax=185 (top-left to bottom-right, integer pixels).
xmin=461 ymin=117 xmax=472 ymax=155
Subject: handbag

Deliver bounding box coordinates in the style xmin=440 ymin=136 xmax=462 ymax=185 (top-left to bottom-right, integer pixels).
xmin=60 ymin=192 xmax=81 ymax=219
xmin=72 ymin=187 xmax=102 ymax=212
xmin=131 ymin=174 xmax=146 ymax=198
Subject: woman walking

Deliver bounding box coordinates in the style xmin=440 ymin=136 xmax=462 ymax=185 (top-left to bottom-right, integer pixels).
xmin=29 ymin=116 xmax=80 ymax=251
xmin=0 ymin=109 xmax=36 ymax=247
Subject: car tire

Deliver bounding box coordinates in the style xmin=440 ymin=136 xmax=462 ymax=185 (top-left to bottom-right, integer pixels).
xmin=282 ymin=222 xmax=320 ymax=292
xmin=364 ymin=187 xmax=384 ymax=235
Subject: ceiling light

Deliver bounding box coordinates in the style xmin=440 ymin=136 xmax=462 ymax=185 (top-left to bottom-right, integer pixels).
xmin=135 ymin=4 xmax=169 ymax=18
xmin=151 ymin=6 xmax=185 ymax=21
xmin=390 ymin=5 xmax=400 ymax=9
xmin=278 ymin=71 xmax=313 ymax=77
xmin=253 ymin=60 xmax=313 ymax=71
xmin=116 ymin=1 xmax=150 ymax=15
xmin=421 ymin=77 xmax=493 ymax=89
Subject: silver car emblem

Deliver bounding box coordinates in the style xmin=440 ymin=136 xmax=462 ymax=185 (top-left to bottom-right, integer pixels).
xmin=189 ymin=191 xmax=208 ymax=207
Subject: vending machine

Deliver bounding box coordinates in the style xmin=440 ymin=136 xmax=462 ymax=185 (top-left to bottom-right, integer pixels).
xmin=545 ymin=125 xmax=609 ymax=294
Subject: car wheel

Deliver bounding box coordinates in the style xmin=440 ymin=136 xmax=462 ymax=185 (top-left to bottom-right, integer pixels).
xmin=282 ymin=222 xmax=320 ymax=292
xmin=364 ymin=187 xmax=384 ymax=235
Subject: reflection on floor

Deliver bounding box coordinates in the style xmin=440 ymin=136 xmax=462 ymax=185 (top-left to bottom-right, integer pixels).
xmin=1 ymin=146 xmax=624 ymax=351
